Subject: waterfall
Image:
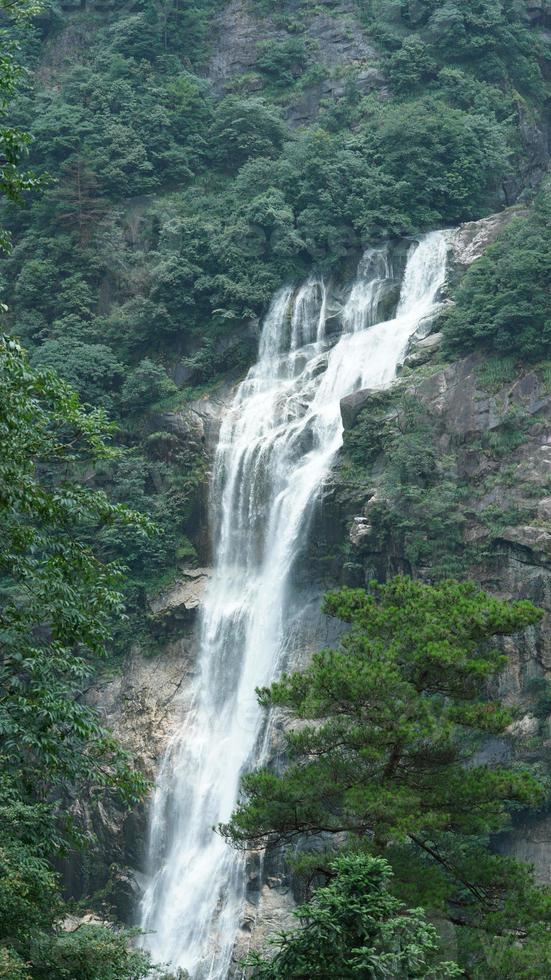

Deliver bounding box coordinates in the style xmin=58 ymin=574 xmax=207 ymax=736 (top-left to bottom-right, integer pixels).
xmin=140 ymin=230 xmax=449 ymax=978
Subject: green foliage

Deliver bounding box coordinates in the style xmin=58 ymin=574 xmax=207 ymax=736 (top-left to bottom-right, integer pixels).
xmin=244 ymin=854 xmax=461 ymax=978
xmin=0 ymin=1 xmax=550 ymax=973
xmin=0 ymin=338 xmax=178 ymax=974
xmin=471 ymin=925 xmax=551 ymax=978
xmin=2 ymin=786 xmax=162 ymax=978
xmin=222 ymin=577 xmax=548 ymax=948
xmin=209 ymin=96 xmax=287 ymax=171
xmin=31 ymin=338 xmax=125 ymax=410
xmin=343 ymin=392 xmax=396 ymax=468
xmin=255 ymin=37 xmax=312 ymax=90
xmin=342 ymin=392 xmax=468 ymax=577
xmin=93 ymin=439 xmax=205 ymax=613
xmin=119 ymin=358 xmax=177 ymax=413
xmin=4 ymin=0 xmax=536 ymax=372
xmin=0 ymin=337 xmax=149 ymax=807
xmin=475 ymin=355 xmax=517 ymax=393
xmin=372 ymin=0 xmax=546 ymax=96
xmin=353 ymin=97 xmax=507 ymax=230
xmin=0 ymin=817 xmax=59 ymax=951
xmin=182 ymin=333 xmax=257 ymax=384
xmin=29 ymin=925 xmax=158 ymax=980
xmin=385 ymin=34 xmax=437 ymax=91
xmin=24 ymin=43 xmax=212 ymax=199
xmin=380 ymin=399 xmax=469 ymax=572
xmin=0 ymin=0 xmax=47 ymax=250
xmin=443 ymin=183 xmax=551 ymax=360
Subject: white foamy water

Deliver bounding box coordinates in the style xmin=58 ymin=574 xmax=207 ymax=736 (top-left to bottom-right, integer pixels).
xmin=140 ymin=231 xmax=449 ymax=978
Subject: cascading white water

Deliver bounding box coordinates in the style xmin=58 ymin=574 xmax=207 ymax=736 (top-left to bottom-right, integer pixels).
xmin=140 ymin=230 xmax=449 ymax=978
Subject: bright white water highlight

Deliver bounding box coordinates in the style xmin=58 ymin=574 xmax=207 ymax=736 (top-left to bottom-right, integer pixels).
xmin=140 ymin=230 xmax=449 ymax=978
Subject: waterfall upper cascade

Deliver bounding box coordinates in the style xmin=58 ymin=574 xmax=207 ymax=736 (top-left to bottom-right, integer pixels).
xmin=140 ymin=231 xmax=450 ymax=978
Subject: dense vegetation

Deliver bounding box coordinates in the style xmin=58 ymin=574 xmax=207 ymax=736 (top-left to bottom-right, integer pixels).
xmin=0 ymin=337 xmax=177 ymax=977
xmin=225 ymin=577 xmax=551 ymax=977
xmin=0 ymin=6 xmax=179 ymax=974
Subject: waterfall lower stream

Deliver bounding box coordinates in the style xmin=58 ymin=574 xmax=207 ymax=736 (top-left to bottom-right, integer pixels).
xmin=140 ymin=231 xmax=450 ymax=978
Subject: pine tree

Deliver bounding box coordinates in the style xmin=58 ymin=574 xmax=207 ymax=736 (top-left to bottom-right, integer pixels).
xmin=222 ymin=577 xmax=550 ymax=945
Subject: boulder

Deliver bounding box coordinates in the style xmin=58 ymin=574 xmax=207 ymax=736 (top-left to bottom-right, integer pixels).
xmin=403 ymin=332 xmax=443 ymax=369
xmin=507 ymin=713 xmax=540 ymax=738
xmin=340 ymin=387 xmax=377 ymax=428
xmin=417 ymin=331 xmax=443 ymax=351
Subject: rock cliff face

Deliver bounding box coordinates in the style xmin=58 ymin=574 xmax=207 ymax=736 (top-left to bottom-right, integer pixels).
xmin=73 ymin=605 xmax=203 ymax=919
xmin=207 ymin=0 xmax=385 ymax=123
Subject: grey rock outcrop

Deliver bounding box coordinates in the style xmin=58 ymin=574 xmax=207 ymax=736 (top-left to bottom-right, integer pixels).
xmin=158 ymin=383 xmax=235 ymax=455
xmin=208 ymin=0 xmax=282 ymax=94
xmin=149 ymin=568 xmax=213 ymax=629
xmin=349 ymin=515 xmax=372 ymax=547
xmin=232 ymin=873 xmax=296 ymax=974
xmin=403 ymin=331 xmax=443 ymax=369
xmin=498 ymin=813 xmax=551 ymax=884
xmin=189 ymin=385 xmax=237 ymax=453
xmin=207 ymin=0 xmax=384 ymax=124
xmin=450 ymin=207 xmax=527 ymax=270
xmin=340 ymin=387 xmax=378 ymax=428
xmin=88 ymin=641 xmax=195 ymax=780
xmin=413 ymin=356 xmax=551 ymax=438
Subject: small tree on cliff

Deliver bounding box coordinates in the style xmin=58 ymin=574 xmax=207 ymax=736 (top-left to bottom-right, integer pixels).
xmin=222 ymin=577 xmax=551 ymax=949
xmin=244 ymin=853 xmax=462 ymax=979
